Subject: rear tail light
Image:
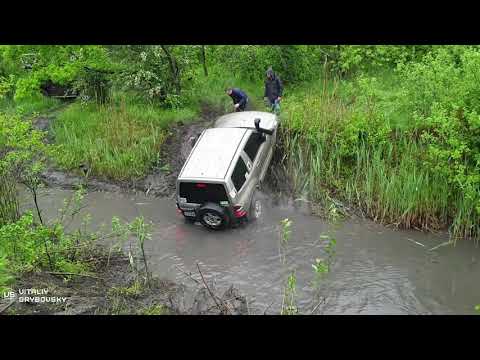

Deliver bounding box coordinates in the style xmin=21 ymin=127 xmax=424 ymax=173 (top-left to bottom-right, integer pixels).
xmin=195 ymin=183 xmax=207 ymax=188
xmin=233 ymin=205 xmax=247 ymax=218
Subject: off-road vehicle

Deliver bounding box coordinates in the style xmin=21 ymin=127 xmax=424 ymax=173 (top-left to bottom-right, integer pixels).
xmin=176 ymin=111 xmax=279 ymax=230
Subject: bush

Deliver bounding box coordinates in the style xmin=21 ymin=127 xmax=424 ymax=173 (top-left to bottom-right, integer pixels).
xmin=0 ymin=45 xmax=114 ymax=104
xmin=0 ymin=211 xmax=93 ymax=293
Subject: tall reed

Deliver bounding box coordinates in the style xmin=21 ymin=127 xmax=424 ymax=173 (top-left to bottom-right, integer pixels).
xmin=279 ymin=80 xmax=476 ymax=241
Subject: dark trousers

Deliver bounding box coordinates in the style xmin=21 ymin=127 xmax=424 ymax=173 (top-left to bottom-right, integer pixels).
xmin=235 ymin=98 xmax=249 ymax=112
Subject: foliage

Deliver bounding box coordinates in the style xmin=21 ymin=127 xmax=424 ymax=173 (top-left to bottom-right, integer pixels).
xmin=0 ymin=45 xmax=114 ymax=104
xmin=279 ymin=218 xmax=292 ymax=245
xmin=0 ymin=255 xmax=13 ymax=294
xmin=0 ymin=109 xmax=51 ymax=176
xmin=128 ymin=216 xmax=152 ymax=285
xmin=0 ymin=112 xmax=52 ymax=226
xmin=140 ymin=304 xmax=169 ymax=315
xmin=0 ymin=185 xmax=150 ymax=293
xmin=109 ymin=280 xmax=144 ymax=298
xmin=279 ymin=47 xmax=480 ymax=242
xmin=209 ymin=45 xmax=325 ymax=83
xmin=334 ymin=45 xmax=433 ymax=76
xmin=312 ymin=235 xmax=337 ymax=280
xmin=112 ymin=45 xmax=199 ymax=105
xmin=396 ymin=47 xmax=480 ymax=239
xmin=281 ymin=271 xmax=298 ymax=315
xmin=0 ymin=74 xmax=15 ymax=100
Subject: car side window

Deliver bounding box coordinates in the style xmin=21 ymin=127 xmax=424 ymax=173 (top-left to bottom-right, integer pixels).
xmin=244 ymin=132 xmax=264 ymax=163
xmin=231 ymin=156 xmax=248 ymax=191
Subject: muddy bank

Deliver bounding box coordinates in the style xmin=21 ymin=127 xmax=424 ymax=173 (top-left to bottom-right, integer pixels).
xmin=36 ymin=103 xmax=225 ymax=198
xmin=1 ymin=252 xmax=249 ymax=315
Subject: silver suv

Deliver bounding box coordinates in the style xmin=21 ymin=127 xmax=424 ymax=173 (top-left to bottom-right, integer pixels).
xmin=176 ymin=111 xmax=279 ymax=230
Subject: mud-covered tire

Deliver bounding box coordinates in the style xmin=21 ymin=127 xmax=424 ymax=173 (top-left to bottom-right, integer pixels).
xmin=248 ymin=192 xmax=263 ymax=222
xmin=198 ymin=203 xmax=230 ymax=230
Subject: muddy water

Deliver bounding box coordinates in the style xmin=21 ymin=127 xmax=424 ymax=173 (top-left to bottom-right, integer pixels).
xmin=21 ymin=188 xmax=480 ymax=315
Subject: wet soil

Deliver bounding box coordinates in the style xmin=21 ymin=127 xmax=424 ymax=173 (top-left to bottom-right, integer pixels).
xmin=2 ymin=252 xmax=248 ymax=315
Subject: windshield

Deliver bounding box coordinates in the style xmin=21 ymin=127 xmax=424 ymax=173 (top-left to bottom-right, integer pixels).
xmin=179 ymin=182 xmax=229 ymax=204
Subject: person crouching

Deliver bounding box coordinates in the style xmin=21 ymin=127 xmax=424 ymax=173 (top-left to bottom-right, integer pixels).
xmin=226 ymin=87 xmax=249 ymax=112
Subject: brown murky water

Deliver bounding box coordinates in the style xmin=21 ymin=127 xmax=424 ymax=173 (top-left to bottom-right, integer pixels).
xmin=21 ymin=188 xmax=480 ymax=315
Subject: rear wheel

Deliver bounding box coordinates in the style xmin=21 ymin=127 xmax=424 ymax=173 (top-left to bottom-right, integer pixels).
xmin=198 ymin=203 xmax=230 ymax=230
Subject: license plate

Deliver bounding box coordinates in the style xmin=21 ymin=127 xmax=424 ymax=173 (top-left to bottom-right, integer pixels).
xmin=183 ymin=211 xmax=196 ymax=217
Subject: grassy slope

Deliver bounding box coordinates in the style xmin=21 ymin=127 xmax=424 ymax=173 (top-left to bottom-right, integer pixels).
xmin=51 ymin=98 xmax=196 ymax=181
xmin=280 ymin=72 xmax=475 ymax=240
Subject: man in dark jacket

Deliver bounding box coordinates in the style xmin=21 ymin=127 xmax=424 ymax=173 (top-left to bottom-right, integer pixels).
xmin=264 ymin=67 xmax=283 ymax=114
xmin=226 ymin=88 xmax=249 ymax=112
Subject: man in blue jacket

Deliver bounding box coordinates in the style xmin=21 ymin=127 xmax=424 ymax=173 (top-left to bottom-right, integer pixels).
xmin=226 ymin=88 xmax=249 ymax=112
xmin=264 ymin=67 xmax=283 ymax=114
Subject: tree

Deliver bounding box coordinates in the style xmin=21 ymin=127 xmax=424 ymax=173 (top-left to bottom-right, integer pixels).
xmin=160 ymin=45 xmax=181 ymax=95
xmin=200 ymin=45 xmax=208 ymax=76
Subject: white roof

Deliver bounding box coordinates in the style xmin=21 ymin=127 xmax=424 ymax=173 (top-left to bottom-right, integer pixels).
xmin=214 ymin=111 xmax=278 ymax=132
xmin=179 ymin=127 xmax=248 ymax=180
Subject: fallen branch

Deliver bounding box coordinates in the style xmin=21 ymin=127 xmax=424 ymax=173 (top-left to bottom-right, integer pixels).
xmin=407 ymin=238 xmax=426 ymax=248
xmin=310 ymin=297 xmax=326 ymax=314
xmin=428 ymin=241 xmax=453 ymax=252
xmin=175 ymin=264 xmax=201 ymax=285
xmin=196 ymin=263 xmax=231 ymax=314
xmin=263 ymin=300 xmax=275 ymax=315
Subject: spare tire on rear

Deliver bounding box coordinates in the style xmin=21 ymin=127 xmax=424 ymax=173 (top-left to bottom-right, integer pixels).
xmin=198 ymin=203 xmax=230 ymax=230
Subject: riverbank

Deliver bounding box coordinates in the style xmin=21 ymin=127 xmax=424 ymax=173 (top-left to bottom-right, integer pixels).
xmin=1 ymin=251 xmax=249 ymax=315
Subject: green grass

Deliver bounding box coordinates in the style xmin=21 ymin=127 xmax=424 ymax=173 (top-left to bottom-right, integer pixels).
xmin=185 ymin=65 xmax=265 ymax=111
xmin=0 ymin=95 xmax=62 ymax=117
xmin=280 ymin=76 xmax=477 ymax=240
xmin=51 ymin=98 xmax=197 ymax=181
xmin=139 ymin=304 xmax=169 ymax=315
